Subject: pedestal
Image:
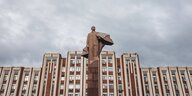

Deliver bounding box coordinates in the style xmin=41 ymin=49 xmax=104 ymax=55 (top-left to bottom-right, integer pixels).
xmin=87 ymin=60 xmax=100 ymax=96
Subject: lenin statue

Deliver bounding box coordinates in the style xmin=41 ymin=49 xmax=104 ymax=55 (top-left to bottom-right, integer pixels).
xmin=82 ymin=26 xmax=113 ymax=96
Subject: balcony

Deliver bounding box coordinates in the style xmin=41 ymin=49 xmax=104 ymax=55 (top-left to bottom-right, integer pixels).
xmin=166 ymin=89 xmax=170 ymax=93
xmin=75 ymin=89 xmax=80 ymax=92
xmin=11 ymin=89 xmax=15 ymax=93
xmin=76 ymin=63 xmax=81 ymax=67
xmin=32 ymin=89 xmax=36 ymax=93
xmin=3 ymin=80 xmax=7 ymax=84
xmin=108 ymin=63 xmax=113 ymax=67
xmin=70 ymin=71 xmax=74 ymax=75
xmin=75 ymin=80 xmax=80 ymax=84
xmin=68 ymin=89 xmax=73 ymax=92
xmin=109 ymin=80 xmax=113 ymax=83
xmin=109 ymin=88 xmax=114 ymax=92
xmin=102 ymin=64 xmax=107 ymax=67
xmin=76 ymin=72 xmax=80 ymax=75
xmin=109 ymin=72 xmax=113 ymax=75
xmin=69 ymin=80 xmax=74 ymax=84
xmin=103 ymin=88 xmax=107 ymax=92
xmin=118 ymin=80 xmax=122 ymax=84
xmin=119 ymin=89 xmax=123 ymax=93
xmin=102 ymin=72 xmax=107 ymax=75
xmin=70 ymin=64 xmax=75 ymax=67
xmin=24 ymin=81 xmax=28 ymax=84
xmin=0 ymin=89 xmax=4 ymax=93
xmin=22 ymin=90 xmax=26 ymax=93
xmin=103 ymin=80 xmax=107 ymax=83
xmin=13 ymin=80 xmax=17 ymax=84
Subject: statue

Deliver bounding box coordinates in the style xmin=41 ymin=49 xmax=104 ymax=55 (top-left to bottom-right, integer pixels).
xmin=82 ymin=26 xmax=113 ymax=61
xmin=82 ymin=26 xmax=113 ymax=96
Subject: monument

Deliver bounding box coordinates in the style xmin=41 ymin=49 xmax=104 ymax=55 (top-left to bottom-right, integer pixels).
xmin=82 ymin=26 xmax=114 ymax=96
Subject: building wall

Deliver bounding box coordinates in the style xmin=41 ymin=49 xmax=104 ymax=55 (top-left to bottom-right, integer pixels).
xmin=28 ymin=68 xmax=41 ymax=96
xmin=187 ymin=67 xmax=192 ymax=96
xmin=0 ymin=51 xmax=192 ymax=96
xmin=177 ymin=67 xmax=192 ymax=96
xmin=65 ymin=51 xmax=85 ymax=96
xmin=121 ymin=53 xmax=143 ymax=96
xmin=141 ymin=68 xmax=162 ymax=96
xmin=18 ymin=68 xmax=32 ymax=96
xmin=57 ymin=58 xmax=67 ymax=96
xmin=39 ymin=53 xmax=61 ymax=96
xmin=100 ymin=51 xmax=117 ymax=96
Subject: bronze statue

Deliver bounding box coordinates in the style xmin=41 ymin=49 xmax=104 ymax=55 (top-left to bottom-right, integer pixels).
xmin=82 ymin=26 xmax=113 ymax=96
xmin=82 ymin=26 xmax=113 ymax=61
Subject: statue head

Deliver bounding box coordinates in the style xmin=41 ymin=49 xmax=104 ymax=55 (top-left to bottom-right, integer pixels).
xmin=91 ymin=26 xmax=96 ymax=32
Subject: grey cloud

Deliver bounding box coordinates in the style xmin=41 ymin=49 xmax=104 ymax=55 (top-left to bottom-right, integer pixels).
xmin=0 ymin=0 xmax=192 ymax=67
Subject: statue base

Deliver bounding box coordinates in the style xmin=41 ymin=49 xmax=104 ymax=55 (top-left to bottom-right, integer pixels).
xmin=87 ymin=60 xmax=100 ymax=96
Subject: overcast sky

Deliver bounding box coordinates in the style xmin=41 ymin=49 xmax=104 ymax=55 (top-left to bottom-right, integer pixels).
xmin=0 ymin=0 xmax=192 ymax=67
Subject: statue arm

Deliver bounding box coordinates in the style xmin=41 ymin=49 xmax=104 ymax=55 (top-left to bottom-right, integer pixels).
xmin=82 ymin=34 xmax=89 ymax=58
xmin=97 ymin=32 xmax=114 ymax=45
xmin=86 ymin=34 xmax=89 ymax=48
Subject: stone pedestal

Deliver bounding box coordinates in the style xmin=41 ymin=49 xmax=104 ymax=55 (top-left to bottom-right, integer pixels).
xmin=87 ymin=60 xmax=100 ymax=96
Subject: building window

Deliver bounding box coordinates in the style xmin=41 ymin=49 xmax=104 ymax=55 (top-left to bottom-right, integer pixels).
xmin=153 ymin=76 xmax=157 ymax=82
xmin=102 ymin=60 xmax=106 ymax=64
xmin=4 ymin=70 xmax=9 ymax=75
xmin=24 ymin=75 xmax=29 ymax=81
xmin=108 ymin=76 xmax=113 ymax=80
xmin=103 ymin=84 xmax=107 ymax=89
xmin=109 ymin=84 xmax=114 ymax=89
xmin=163 ymin=76 xmax=167 ymax=82
xmin=102 ymin=67 xmax=107 ymax=72
xmin=172 ymin=76 xmax=176 ymax=81
xmin=125 ymin=59 xmax=129 ymax=64
xmin=109 ymin=93 xmax=114 ymax=96
xmin=76 ymin=59 xmax=81 ymax=64
xmin=165 ymin=84 xmax=169 ymax=90
xmin=70 ymin=59 xmax=75 ymax=64
xmin=174 ymin=84 xmax=178 ymax=90
xmin=184 ymin=84 xmax=188 ymax=89
xmin=162 ymin=70 xmax=167 ymax=75
xmin=75 ymin=84 xmax=80 ymax=89
xmin=108 ymin=67 xmax=113 ymax=71
xmin=189 ymin=70 xmax=192 ymax=75
xmin=145 ymin=85 xmax=149 ymax=91
xmin=69 ymin=76 xmax=74 ymax=80
xmin=14 ymin=71 xmax=18 ymax=75
xmin=166 ymin=93 xmax=170 ymax=96
xmin=75 ymin=93 xmax=80 ymax=96
xmin=60 ymin=89 xmax=63 ymax=94
xmin=76 ymin=76 xmax=80 ymax=80
xmin=70 ymin=67 xmax=75 ymax=71
xmin=103 ymin=93 xmax=107 ymax=96
xmin=181 ymin=76 xmax=186 ymax=81
xmin=108 ymin=56 xmax=112 ymax=64
xmin=180 ymin=70 xmax=185 ymax=75
xmin=118 ymin=76 xmax=121 ymax=80
xmin=69 ymin=84 xmax=74 ymax=89
xmin=68 ymin=93 xmax=73 ymax=96
xmin=102 ymin=76 xmax=107 ymax=80
xmin=76 ymin=67 xmax=80 ymax=71
xmin=171 ymin=70 xmax=176 ymax=75
xmin=144 ymin=75 xmax=147 ymax=82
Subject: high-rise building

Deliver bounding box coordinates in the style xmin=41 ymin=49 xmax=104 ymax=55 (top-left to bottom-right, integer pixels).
xmin=0 ymin=67 xmax=41 ymax=96
xmin=0 ymin=51 xmax=192 ymax=96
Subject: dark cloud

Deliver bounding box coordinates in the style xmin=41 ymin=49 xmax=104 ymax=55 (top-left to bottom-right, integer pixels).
xmin=0 ymin=0 xmax=192 ymax=67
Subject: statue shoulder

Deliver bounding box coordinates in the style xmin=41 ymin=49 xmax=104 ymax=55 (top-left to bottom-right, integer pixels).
xmin=97 ymin=32 xmax=109 ymax=38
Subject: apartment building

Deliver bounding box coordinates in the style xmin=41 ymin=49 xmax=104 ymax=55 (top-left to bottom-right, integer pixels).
xmin=117 ymin=53 xmax=143 ymax=96
xmin=141 ymin=67 xmax=192 ymax=96
xmin=0 ymin=51 xmax=192 ymax=96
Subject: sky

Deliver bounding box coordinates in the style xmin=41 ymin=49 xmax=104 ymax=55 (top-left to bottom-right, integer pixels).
xmin=0 ymin=0 xmax=192 ymax=67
